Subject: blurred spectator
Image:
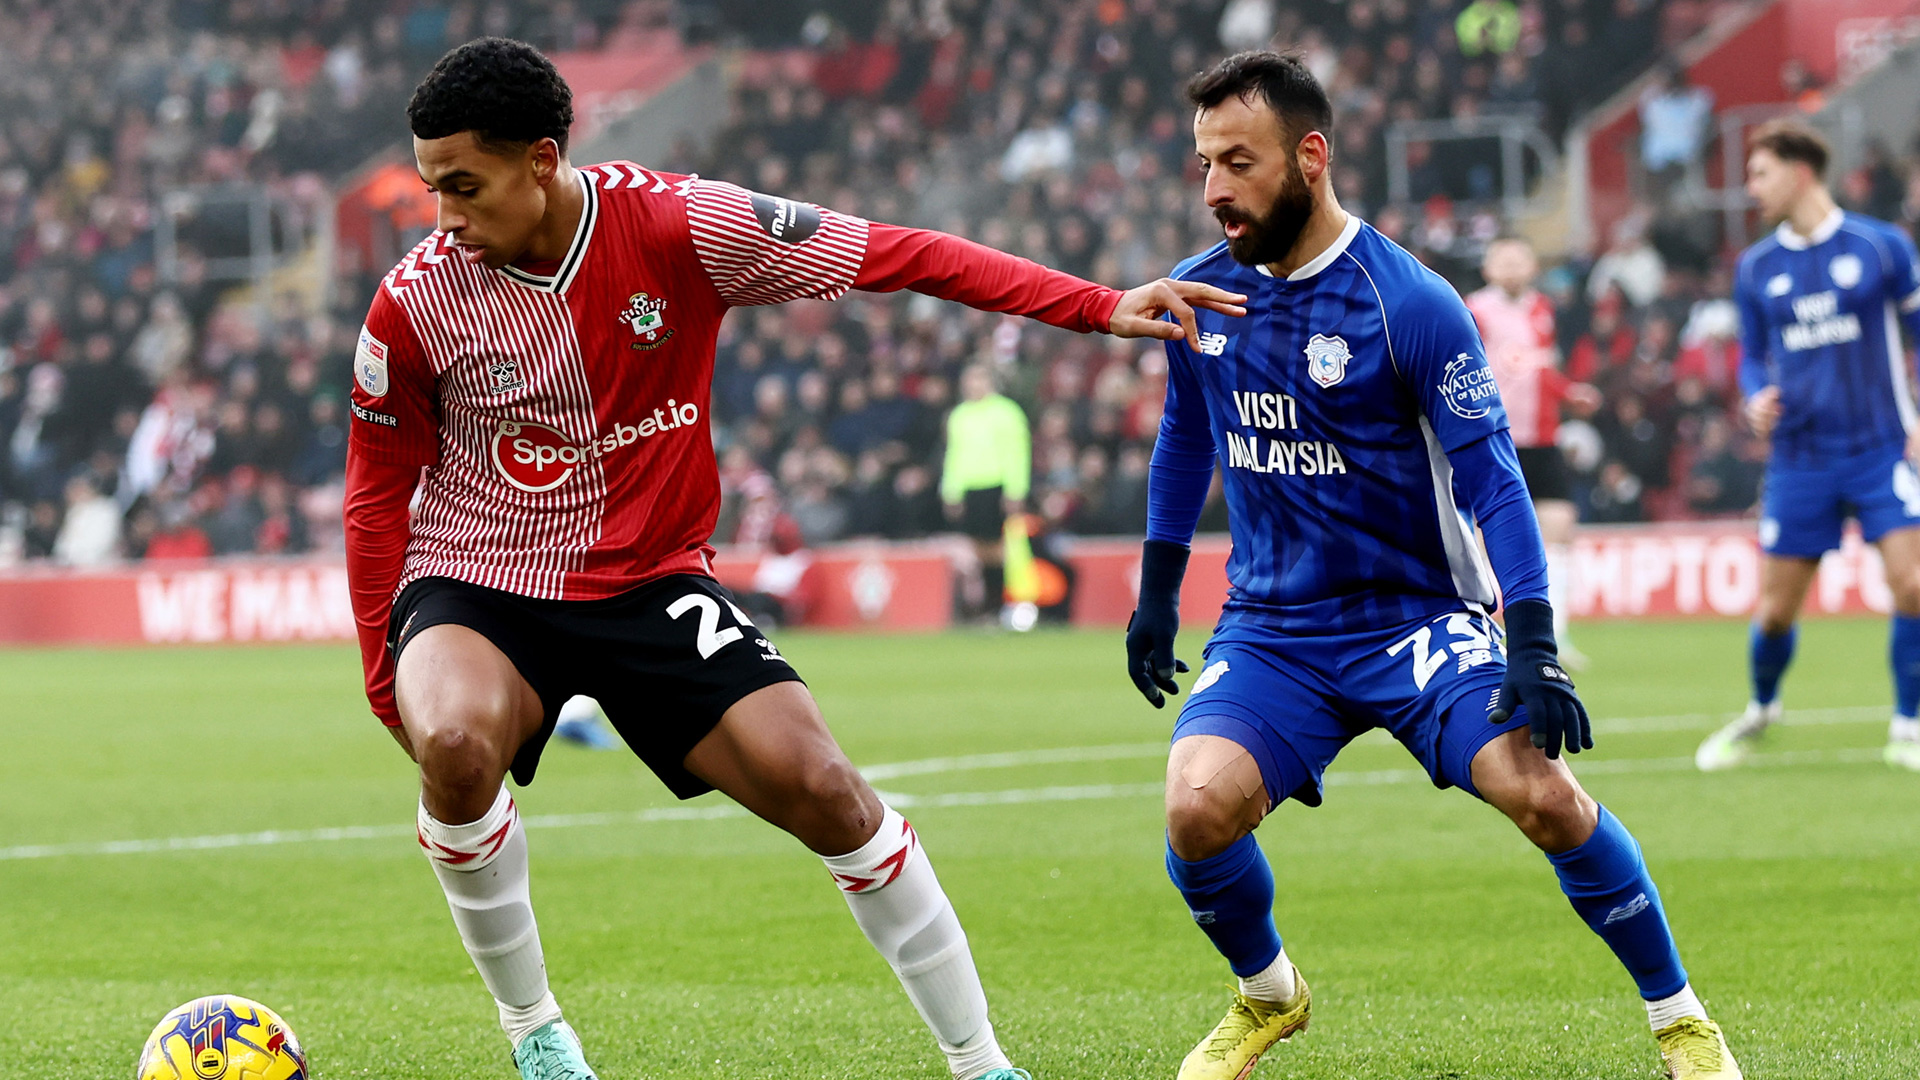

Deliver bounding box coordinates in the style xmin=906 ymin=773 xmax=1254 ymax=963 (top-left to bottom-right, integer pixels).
xmin=1685 ymin=415 xmax=1761 ymax=515
xmin=52 ymin=476 xmax=120 ymax=565
xmin=0 ymin=0 xmax=1779 ymax=576
xmin=1457 ymin=0 xmax=1521 ymax=58
xmin=1637 ymin=62 xmax=1713 ymax=200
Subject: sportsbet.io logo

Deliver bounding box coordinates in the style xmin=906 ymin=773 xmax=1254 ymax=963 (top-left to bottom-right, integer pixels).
xmin=489 ymin=403 xmax=699 ymax=492
xmin=1439 ymin=352 xmax=1499 ymax=420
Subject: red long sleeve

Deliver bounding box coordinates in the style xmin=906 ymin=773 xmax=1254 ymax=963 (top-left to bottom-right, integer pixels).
xmin=853 ymin=222 xmax=1122 ymax=334
xmin=344 ymin=450 xmax=419 ymax=726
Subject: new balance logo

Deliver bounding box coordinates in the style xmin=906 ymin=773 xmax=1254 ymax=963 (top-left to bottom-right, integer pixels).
xmin=1197 ymin=332 xmax=1228 ymax=356
xmin=1190 ymin=909 xmax=1217 ymax=925
xmin=1603 ymin=892 xmax=1650 ymax=925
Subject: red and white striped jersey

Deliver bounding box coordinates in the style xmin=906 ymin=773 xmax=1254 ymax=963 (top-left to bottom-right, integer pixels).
xmin=347 ymin=161 xmax=1121 ymax=614
xmin=1465 ymin=284 xmax=1567 ymax=448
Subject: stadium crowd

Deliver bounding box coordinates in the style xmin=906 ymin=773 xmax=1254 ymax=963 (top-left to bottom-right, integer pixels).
xmin=0 ymin=0 xmax=1891 ymax=566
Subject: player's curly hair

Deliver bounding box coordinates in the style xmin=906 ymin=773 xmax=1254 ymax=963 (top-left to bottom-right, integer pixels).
xmin=1187 ymin=51 xmax=1333 ymax=148
xmin=408 ymin=37 xmax=574 ymax=154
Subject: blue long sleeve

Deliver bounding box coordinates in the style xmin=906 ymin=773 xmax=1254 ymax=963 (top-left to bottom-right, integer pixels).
xmin=1733 ymin=253 xmax=1773 ymax=399
xmin=1447 ymin=430 xmax=1548 ymax=606
xmin=1147 ymin=341 xmax=1218 ymax=545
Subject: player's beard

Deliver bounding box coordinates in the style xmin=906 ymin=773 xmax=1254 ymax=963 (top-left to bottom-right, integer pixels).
xmin=1217 ymin=162 xmax=1315 ymax=267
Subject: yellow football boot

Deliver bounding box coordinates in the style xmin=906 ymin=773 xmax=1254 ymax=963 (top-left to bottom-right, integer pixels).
xmin=1654 ymin=1016 xmax=1743 ymax=1079
xmin=1176 ymin=967 xmax=1310 ymax=1080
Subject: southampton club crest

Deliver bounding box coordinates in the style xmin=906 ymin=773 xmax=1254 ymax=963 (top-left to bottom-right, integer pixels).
xmin=620 ymin=291 xmax=675 ymax=350
xmin=1303 ymin=333 xmax=1350 ymax=389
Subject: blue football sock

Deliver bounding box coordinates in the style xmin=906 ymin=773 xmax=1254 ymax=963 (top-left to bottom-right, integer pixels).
xmin=1749 ymin=624 xmax=1796 ymax=705
xmin=1890 ymin=615 xmax=1920 ymax=718
xmin=1547 ymin=805 xmax=1688 ymax=1001
xmin=1166 ymin=833 xmax=1283 ymax=978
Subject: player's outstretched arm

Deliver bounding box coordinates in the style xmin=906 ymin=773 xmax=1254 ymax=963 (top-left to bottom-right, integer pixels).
xmin=855 ymin=222 xmax=1244 ymax=341
xmin=681 ymin=180 xmax=1247 ymax=341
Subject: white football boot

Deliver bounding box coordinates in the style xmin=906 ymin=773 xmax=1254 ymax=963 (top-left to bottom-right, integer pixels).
xmin=1885 ymin=716 xmax=1920 ymax=771
xmin=1695 ymin=701 xmax=1780 ymax=771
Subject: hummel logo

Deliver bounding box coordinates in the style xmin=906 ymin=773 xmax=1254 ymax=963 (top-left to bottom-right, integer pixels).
xmin=1191 ymin=909 xmax=1217 ymax=925
xmin=1603 ymin=892 xmax=1650 ymax=925
xmin=1197 ymin=332 xmax=1228 ymax=356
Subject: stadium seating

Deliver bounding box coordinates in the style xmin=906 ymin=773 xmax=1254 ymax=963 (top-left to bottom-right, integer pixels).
xmin=0 ymin=0 xmax=1889 ymax=566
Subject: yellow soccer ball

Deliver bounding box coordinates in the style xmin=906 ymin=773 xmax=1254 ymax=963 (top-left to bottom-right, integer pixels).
xmin=136 ymin=996 xmax=308 ymax=1080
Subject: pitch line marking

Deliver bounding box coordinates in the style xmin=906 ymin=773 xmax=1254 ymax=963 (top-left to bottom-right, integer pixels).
xmin=0 ymin=732 xmax=1890 ymax=863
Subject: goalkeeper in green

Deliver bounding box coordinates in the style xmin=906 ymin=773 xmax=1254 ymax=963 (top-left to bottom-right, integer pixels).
xmin=941 ymin=363 xmax=1033 ymax=624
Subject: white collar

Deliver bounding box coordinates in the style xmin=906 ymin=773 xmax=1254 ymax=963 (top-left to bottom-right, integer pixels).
xmin=499 ymin=170 xmax=599 ymax=294
xmin=1774 ymin=206 xmax=1844 ymax=251
xmin=1254 ymin=212 xmax=1361 ymax=281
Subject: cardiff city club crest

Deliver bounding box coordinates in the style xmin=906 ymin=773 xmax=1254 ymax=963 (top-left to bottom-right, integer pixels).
xmin=1830 ymin=253 xmax=1863 ymax=290
xmin=1303 ymin=333 xmax=1350 ymax=388
xmin=619 ymin=292 xmax=675 ymax=350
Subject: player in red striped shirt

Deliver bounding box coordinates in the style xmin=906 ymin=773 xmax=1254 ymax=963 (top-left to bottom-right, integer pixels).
xmin=1467 ymin=237 xmax=1600 ymax=663
xmin=347 ymin=39 xmax=1245 ymax=1080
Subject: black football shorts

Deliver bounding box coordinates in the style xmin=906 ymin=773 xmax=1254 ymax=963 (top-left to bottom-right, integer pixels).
xmin=388 ymin=573 xmax=804 ymax=797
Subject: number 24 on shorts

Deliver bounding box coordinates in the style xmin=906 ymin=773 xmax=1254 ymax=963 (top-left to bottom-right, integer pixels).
xmin=1386 ymin=612 xmax=1500 ymax=692
xmin=667 ymin=592 xmax=757 ymax=659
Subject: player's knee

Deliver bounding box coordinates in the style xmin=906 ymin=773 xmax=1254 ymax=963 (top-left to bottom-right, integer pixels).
xmin=415 ymin=724 xmax=504 ymax=795
xmin=1753 ymin=605 xmax=1797 ymax=636
xmin=411 ymin=688 xmax=517 ymax=792
xmin=1164 ymin=784 xmax=1242 ymax=861
xmin=793 ymin=752 xmax=870 ymax=821
xmin=1507 ymin=776 xmax=1596 ymax=852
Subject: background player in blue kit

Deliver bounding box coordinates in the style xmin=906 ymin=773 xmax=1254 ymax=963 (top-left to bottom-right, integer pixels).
xmin=1696 ymin=119 xmax=1920 ymax=773
xmin=1123 ymin=53 xmax=1741 ymax=1080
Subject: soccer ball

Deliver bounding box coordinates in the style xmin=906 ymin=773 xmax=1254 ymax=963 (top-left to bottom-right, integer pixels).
xmin=136 ymin=996 xmax=308 ymax=1080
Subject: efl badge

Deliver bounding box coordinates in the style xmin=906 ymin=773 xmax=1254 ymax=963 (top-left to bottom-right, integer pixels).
xmin=355 ymin=326 xmax=389 ymax=397
xmin=620 ymin=292 xmax=675 ymax=350
xmin=1830 ymin=254 xmax=1863 ymax=290
xmin=487 ymin=357 xmax=526 ymax=394
xmin=1303 ymin=333 xmax=1350 ymax=388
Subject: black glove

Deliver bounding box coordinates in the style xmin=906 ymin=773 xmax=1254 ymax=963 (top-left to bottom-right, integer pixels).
xmin=1489 ymin=598 xmax=1591 ymax=759
xmin=1125 ymin=540 xmax=1191 ymax=709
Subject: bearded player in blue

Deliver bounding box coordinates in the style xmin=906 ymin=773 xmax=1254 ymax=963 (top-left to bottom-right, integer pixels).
xmin=1124 ymin=53 xmax=1740 ymax=1080
xmin=1695 ymin=119 xmax=1920 ymax=773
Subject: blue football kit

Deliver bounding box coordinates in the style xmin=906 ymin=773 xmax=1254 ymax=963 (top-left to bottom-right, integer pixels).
xmin=1733 ymin=208 xmax=1920 ymax=723
xmin=1149 ymin=215 xmax=1545 ymax=806
xmin=1735 ymin=208 xmax=1920 ymax=557
xmin=1150 ymin=215 xmax=1690 ymax=1009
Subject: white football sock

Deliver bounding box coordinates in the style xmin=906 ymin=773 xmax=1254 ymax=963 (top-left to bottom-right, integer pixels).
xmin=1891 ymin=716 xmax=1920 ymax=743
xmin=1546 ymin=543 xmax=1574 ymax=640
xmin=418 ymin=787 xmax=562 ymax=1046
xmin=1237 ymin=948 xmax=1297 ymax=1004
xmin=1645 ymin=983 xmax=1708 ymax=1030
xmin=822 ymin=804 xmax=1010 ymax=1080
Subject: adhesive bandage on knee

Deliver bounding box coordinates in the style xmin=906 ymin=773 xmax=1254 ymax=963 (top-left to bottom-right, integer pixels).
xmin=418 ymin=787 xmax=561 ymax=1045
xmin=821 ymin=805 xmax=1010 ymax=1079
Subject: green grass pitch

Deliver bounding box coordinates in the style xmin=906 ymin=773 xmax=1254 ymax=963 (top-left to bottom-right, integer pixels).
xmin=2 ymin=617 xmax=1916 ymax=1079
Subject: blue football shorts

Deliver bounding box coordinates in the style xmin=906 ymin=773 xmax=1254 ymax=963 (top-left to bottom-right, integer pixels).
xmin=1171 ymin=605 xmax=1533 ymax=808
xmin=1759 ymin=444 xmax=1920 ymax=558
